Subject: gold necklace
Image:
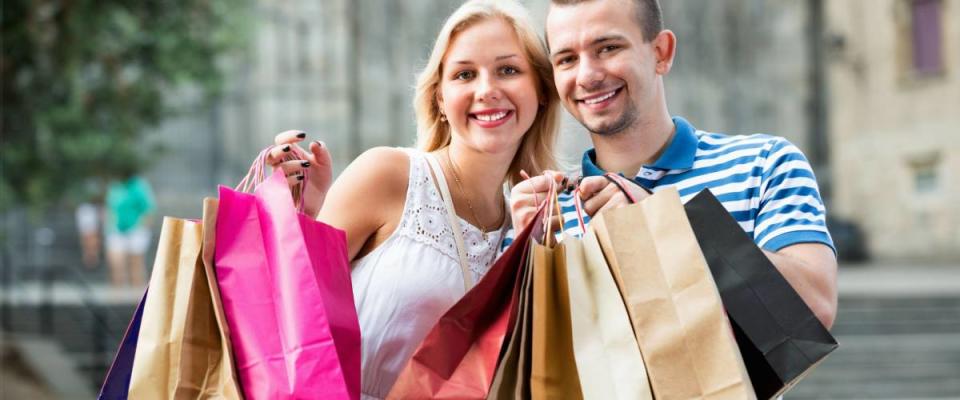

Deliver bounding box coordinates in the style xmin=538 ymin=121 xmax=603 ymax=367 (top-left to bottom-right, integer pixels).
xmin=446 ymin=148 xmax=504 ymax=240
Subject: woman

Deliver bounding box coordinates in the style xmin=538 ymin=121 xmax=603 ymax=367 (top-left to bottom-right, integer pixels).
xmin=268 ymin=1 xmax=559 ymax=398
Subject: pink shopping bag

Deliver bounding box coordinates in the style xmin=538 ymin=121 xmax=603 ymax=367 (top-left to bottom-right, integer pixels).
xmin=215 ymin=150 xmax=360 ymax=399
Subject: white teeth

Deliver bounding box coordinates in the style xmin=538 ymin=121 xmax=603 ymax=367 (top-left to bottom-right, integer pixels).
xmin=475 ymin=111 xmax=509 ymax=122
xmin=583 ymin=90 xmax=617 ymax=105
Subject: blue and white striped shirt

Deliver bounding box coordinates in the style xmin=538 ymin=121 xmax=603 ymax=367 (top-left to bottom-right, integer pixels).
xmin=504 ymin=116 xmax=834 ymax=253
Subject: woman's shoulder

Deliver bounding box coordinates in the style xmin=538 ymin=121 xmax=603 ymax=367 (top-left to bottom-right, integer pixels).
xmin=336 ymin=146 xmax=415 ymax=199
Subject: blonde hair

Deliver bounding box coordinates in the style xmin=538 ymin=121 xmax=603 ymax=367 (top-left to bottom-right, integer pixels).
xmin=414 ymin=0 xmax=559 ymax=186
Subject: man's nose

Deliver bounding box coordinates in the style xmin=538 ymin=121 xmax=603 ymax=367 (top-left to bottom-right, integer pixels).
xmin=576 ymin=57 xmax=606 ymax=91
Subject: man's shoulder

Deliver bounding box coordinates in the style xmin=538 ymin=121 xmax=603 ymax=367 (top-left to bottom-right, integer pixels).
xmin=692 ymin=129 xmax=804 ymax=165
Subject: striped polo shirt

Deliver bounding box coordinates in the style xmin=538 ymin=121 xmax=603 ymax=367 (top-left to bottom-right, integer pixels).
xmin=504 ymin=116 xmax=834 ymax=253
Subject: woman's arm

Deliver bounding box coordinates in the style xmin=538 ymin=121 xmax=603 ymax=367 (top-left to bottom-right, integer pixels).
xmin=318 ymin=147 xmax=410 ymax=262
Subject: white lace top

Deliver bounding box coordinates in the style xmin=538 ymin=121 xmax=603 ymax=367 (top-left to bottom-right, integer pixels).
xmin=351 ymin=148 xmax=506 ymax=399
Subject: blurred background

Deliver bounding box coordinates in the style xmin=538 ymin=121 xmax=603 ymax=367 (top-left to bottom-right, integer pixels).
xmin=1 ymin=0 xmax=958 ymax=398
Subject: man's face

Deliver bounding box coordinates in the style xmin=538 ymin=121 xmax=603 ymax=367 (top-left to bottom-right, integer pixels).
xmin=546 ymin=0 xmax=660 ymax=136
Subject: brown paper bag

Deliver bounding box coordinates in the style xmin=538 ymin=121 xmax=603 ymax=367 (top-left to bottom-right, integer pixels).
xmin=488 ymin=246 xmax=536 ymax=400
xmin=128 ymin=199 xmax=242 ymax=399
xmin=592 ymin=187 xmax=755 ymax=400
xmin=530 ymin=243 xmax=583 ymax=400
xmin=565 ymin=230 xmax=654 ymax=400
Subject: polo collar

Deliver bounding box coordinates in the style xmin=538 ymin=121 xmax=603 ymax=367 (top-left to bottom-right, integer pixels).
xmin=581 ymin=116 xmax=699 ymax=177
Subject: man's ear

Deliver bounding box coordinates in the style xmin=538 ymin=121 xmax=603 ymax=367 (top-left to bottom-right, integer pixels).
xmin=653 ymin=29 xmax=677 ymax=75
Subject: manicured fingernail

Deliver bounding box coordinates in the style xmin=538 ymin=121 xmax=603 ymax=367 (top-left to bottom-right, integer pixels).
xmin=297 ymin=175 xmax=305 ymax=181
xmin=296 ymin=132 xmax=306 ymax=139
xmin=283 ymin=145 xmax=291 ymax=152
xmin=314 ymin=140 xmax=324 ymax=148
xmin=561 ymin=177 xmax=569 ymax=186
xmin=301 ymin=161 xmax=311 ymax=168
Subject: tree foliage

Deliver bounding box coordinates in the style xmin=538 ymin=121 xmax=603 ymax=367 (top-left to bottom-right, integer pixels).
xmin=1 ymin=0 xmax=249 ymax=211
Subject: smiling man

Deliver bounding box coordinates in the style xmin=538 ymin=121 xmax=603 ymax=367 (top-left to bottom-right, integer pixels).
xmin=508 ymin=0 xmax=838 ymax=329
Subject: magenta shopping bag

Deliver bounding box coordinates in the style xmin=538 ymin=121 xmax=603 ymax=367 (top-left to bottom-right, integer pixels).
xmin=215 ymin=151 xmax=360 ymax=400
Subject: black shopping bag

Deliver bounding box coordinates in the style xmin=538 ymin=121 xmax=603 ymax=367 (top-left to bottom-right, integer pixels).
xmin=684 ymin=190 xmax=839 ymax=399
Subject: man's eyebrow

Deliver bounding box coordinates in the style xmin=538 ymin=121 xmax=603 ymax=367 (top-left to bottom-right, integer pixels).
xmin=592 ymin=34 xmax=627 ymax=45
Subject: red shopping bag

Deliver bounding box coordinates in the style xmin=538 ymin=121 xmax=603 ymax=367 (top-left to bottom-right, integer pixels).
xmin=387 ymin=202 xmax=546 ymax=400
xmin=215 ymin=150 xmax=361 ymax=399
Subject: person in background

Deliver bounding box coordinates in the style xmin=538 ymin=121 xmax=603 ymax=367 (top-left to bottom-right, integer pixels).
xmin=75 ymin=192 xmax=103 ymax=269
xmin=104 ymin=168 xmax=156 ymax=287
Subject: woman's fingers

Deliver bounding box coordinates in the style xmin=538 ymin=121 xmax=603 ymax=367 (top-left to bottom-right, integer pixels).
xmin=274 ymin=130 xmax=307 ymax=146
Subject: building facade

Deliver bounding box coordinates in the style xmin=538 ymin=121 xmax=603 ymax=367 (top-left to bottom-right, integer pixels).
xmin=824 ymin=0 xmax=959 ymax=261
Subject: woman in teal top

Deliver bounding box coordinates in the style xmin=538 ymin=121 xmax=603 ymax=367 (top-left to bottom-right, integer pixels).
xmin=105 ymin=173 xmax=155 ymax=287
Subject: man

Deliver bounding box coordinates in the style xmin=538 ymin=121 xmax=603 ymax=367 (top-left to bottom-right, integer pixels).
xmin=509 ymin=0 xmax=838 ymax=328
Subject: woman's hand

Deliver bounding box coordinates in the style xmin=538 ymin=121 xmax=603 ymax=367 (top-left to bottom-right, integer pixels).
xmin=266 ymin=130 xmax=333 ymax=218
xmin=509 ymin=170 xmax=567 ymax=234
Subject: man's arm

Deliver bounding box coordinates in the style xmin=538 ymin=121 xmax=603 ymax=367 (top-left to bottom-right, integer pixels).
xmin=764 ymin=243 xmax=838 ymax=329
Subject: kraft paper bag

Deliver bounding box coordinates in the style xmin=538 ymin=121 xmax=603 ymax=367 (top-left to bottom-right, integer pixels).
xmin=592 ymin=187 xmax=755 ymax=399
xmin=487 ymin=245 xmax=536 ymax=400
xmin=564 ymin=229 xmax=653 ymax=400
xmin=130 ymin=217 xmax=240 ymax=399
xmin=129 ymin=210 xmax=242 ymax=399
xmin=530 ymin=242 xmax=583 ymax=400
xmin=684 ymin=190 xmax=837 ymax=399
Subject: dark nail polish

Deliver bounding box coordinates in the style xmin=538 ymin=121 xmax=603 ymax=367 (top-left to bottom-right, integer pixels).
xmin=283 ymin=145 xmax=291 ymax=152
xmin=297 ymin=175 xmax=305 ymax=181
xmin=315 ymin=140 xmax=324 ymax=148
xmin=561 ymin=177 xmax=569 ymax=186
xmin=296 ymin=132 xmax=306 ymax=139
xmin=301 ymin=161 xmax=311 ymax=168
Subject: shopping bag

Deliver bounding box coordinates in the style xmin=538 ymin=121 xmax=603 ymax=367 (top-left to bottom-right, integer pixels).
xmin=684 ymin=190 xmax=838 ymax=399
xmin=387 ymin=199 xmax=543 ymax=400
xmin=564 ymin=228 xmax=653 ymax=400
xmin=529 ymin=241 xmax=583 ymax=399
xmin=592 ymin=187 xmax=755 ymax=399
xmin=487 ymin=244 xmax=536 ymax=400
xmin=128 ymin=204 xmax=243 ymax=399
xmin=215 ymin=158 xmax=360 ymax=399
xmin=98 ymin=290 xmax=147 ymax=400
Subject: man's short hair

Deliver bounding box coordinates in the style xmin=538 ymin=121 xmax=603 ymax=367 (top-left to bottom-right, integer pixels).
xmin=550 ymin=0 xmax=663 ymax=42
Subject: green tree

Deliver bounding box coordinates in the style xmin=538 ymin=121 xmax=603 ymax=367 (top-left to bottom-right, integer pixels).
xmin=1 ymin=0 xmax=249 ymax=212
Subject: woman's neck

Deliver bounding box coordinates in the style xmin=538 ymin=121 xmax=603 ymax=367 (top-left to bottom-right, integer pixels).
xmin=434 ymin=143 xmax=513 ymax=228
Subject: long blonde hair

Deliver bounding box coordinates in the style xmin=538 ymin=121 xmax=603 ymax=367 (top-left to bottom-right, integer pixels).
xmin=414 ymin=0 xmax=559 ymax=186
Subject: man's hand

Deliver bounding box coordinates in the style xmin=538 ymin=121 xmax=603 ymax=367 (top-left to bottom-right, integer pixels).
xmin=578 ymin=174 xmax=651 ymax=216
xmin=510 ymin=170 xmax=566 ymax=234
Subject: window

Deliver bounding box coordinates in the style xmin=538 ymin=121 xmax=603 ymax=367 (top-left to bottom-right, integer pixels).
xmin=911 ymin=0 xmax=944 ymax=76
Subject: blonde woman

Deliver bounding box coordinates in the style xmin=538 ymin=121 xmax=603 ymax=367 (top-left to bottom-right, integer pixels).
xmin=268 ymin=1 xmax=559 ymax=397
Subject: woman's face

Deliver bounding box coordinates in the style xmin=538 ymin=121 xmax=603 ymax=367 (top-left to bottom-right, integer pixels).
xmin=439 ymin=18 xmax=540 ymax=156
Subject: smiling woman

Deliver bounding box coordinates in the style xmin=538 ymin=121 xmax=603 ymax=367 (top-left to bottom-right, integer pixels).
xmin=263 ymin=1 xmax=560 ymax=399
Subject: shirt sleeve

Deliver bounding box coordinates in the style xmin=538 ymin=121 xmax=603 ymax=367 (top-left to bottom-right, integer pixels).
xmin=753 ymin=138 xmax=835 ymax=253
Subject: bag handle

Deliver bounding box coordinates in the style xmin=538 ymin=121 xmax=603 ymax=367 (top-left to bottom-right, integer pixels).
xmin=602 ymin=172 xmax=652 ymax=205
xmin=424 ymin=152 xmax=474 ymax=292
xmin=235 ymin=146 xmax=309 ymax=212
xmin=541 ymin=179 xmax=563 ymax=247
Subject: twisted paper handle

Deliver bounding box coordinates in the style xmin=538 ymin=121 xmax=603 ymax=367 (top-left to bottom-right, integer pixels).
xmin=235 ymin=146 xmax=309 ymax=212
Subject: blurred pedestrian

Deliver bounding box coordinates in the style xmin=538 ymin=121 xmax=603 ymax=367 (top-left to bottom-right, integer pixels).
xmin=105 ymin=168 xmax=156 ymax=287
xmin=75 ymin=194 xmax=102 ymax=269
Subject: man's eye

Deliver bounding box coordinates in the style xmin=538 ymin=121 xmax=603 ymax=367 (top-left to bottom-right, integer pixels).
xmin=455 ymin=71 xmax=475 ymax=80
xmin=600 ymin=45 xmax=619 ymax=53
xmin=556 ymin=56 xmax=575 ymax=66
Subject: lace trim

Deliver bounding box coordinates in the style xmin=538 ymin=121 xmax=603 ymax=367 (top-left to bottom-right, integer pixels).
xmin=395 ymin=149 xmax=504 ymax=281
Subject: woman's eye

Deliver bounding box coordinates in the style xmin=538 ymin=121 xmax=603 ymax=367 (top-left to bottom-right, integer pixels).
xmin=500 ymin=66 xmax=519 ymax=75
xmin=454 ymin=71 xmax=475 ymax=80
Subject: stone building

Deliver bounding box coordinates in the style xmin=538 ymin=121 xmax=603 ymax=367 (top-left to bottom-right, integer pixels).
xmin=824 ymin=0 xmax=959 ymax=261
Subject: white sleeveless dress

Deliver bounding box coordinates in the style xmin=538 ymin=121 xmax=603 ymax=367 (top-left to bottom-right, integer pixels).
xmin=350 ymin=148 xmax=506 ymax=399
